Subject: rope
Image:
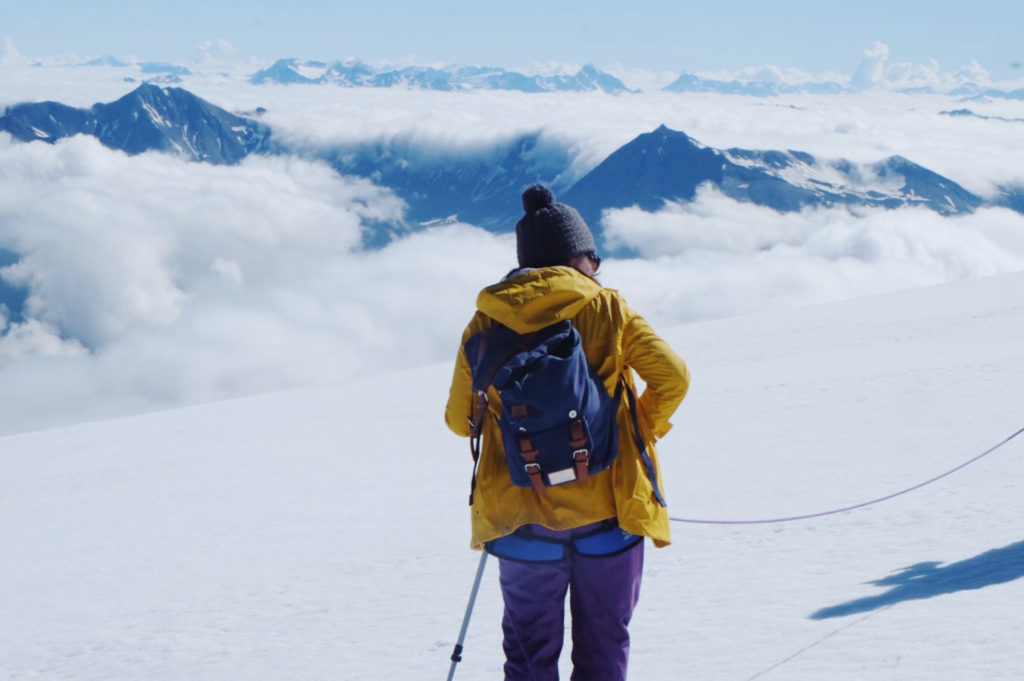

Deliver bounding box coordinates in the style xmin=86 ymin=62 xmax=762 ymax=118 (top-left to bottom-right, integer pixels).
xmin=670 ymin=424 xmax=1024 ymax=526
xmin=745 ymin=606 xmax=891 ymax=680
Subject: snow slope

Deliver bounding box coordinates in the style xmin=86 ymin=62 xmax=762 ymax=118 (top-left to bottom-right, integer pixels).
xmin=2 ymin=271 xmax=1023 ymax=680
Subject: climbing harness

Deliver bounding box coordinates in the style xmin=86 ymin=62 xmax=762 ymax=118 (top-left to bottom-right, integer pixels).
xmin=670 ymin=424 xmax=1024 ymax=525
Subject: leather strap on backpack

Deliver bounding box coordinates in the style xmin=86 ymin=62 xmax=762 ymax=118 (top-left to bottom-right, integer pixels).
xmin=518 ymin=434 xmax=547 ymax=494
xmin=569 ymin=419 xmax=589 ymax=483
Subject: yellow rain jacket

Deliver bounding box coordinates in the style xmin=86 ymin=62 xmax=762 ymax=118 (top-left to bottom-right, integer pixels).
xmin=445 ymin=266 xmax=690 ymax=549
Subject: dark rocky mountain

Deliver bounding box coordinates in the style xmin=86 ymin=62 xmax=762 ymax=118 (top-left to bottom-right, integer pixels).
xmin=322 ymin=131 xmax=575 ymax=231
xmin=563 ymin=125 xmax=985 ymax=235
xmin=0 ymin=248 xmax=27 ymax=324
xmin=0 ymin=100 xmax=94 ymax=142
xmin=994 ymin=185 xmax=1024 ymax=213
xmin=0 ymin=84 xmax=270 ymax=164
xmin=250 ymin=59 xmax=323 ymax=85
xmin=940 ymin=108 xmax=1024 ymax=123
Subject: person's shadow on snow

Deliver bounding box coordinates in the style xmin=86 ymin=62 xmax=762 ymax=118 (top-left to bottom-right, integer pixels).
xmin=811 ymin=539 xmax=1024 ymax=619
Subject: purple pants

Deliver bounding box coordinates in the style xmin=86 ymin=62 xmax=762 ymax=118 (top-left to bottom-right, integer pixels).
xmin=497 ymin=523 xmax=644 ymax=681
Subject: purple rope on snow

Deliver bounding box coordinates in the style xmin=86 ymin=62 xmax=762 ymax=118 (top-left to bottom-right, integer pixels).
xmin=670 ymin=424 xmax=1024 ymax=525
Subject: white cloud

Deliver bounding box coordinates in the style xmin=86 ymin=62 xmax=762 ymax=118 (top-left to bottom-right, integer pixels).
xmin=1 ymin=37 xmax=30 ymax=66
xmin=849 ymin=41 xmax=995 ymax=92
xmin=601 ymin=63 xmax=680 ymax=92
xmin=699 ymin=64 xmax=850 ymax=88
xmin=0 ymin=133 xmax=513 ymax=432
xmin=197 ymin=38 xmax=237 ymax=61
xmin=851 ymin=41 xmax=891 ymax=90
xmin=691 ymin=43 xmax=1002 ymax=95
xmin=0 ymin=136 xmax=404 ymax=349
xmin=0 ymin=318 xmax=86 ymax=360
xmin=211 ymin=257 xmax=244 ymax=286
xmin=601 ymin=188 xmax=1024 ymax=328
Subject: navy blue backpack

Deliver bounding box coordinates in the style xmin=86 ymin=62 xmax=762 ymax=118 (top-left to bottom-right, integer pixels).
xmin=464 ymin=320 xmax=621 ymax=494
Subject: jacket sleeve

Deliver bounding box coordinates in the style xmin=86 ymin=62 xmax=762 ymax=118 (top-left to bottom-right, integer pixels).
xmin=446 ymin=312 xmax=490 ymax=438
xmin=621 ymin=307 xmax=690 ymax=439
xmin=445 ymin=343 xmax=473 ymax=438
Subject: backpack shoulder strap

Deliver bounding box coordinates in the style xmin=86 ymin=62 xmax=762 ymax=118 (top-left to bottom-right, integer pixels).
xmin=465 ymin=321 xmax=541 ymax=505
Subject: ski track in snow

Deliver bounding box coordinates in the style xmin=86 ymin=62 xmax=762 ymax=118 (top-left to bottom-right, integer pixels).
xmin=2 ymin=272 xmax=1024 ymax=680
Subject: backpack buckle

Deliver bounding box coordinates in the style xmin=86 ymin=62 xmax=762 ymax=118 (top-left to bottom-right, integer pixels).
xmin=523 ymin=462 xmax=547 ymax=494
xmin=573 ymin=449 xmax=590 ymax=483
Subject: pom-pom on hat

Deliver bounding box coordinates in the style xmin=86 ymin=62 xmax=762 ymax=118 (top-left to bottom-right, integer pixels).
xmin=515 ymin=184 xmax=597 ymax=268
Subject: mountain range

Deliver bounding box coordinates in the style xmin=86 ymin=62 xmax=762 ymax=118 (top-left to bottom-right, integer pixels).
xmin=250 ymin=58 xmax=631 ymax=93
xmin=252 ymin=59 xmax=1024 ymax=99
xmin=46 ymin=54 xmax=1024 ymax=98
xmin=2 ymin=85 xmax=1020 ymax=252
xmin=249 ymin=58 xmax=1024 ymax=98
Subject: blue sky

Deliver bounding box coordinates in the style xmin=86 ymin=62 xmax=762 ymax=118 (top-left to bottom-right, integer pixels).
xmin=5 ymin=0 xmax=1024 ymax=78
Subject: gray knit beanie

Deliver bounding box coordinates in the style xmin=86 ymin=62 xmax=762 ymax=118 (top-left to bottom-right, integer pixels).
xmin=515 ymin=184 xmax=597 ymax=268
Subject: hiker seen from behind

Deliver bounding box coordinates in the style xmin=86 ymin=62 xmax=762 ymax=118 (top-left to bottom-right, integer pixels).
xmin=445 ymin=184 xmax=690 ymax=681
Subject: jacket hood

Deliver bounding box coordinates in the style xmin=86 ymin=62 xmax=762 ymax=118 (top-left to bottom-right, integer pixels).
xmin=476 ymin=266 xmax=603 ymax=334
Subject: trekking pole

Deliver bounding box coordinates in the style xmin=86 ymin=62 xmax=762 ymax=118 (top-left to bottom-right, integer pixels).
xmin=447 ymin=550 xmax=489 ymax=681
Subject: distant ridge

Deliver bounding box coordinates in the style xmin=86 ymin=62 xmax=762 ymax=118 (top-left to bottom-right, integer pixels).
xmin=250 ymin=58 xmax=632 ymax=93
xmin=664 ymin=73 xmax=845 ymax=96
xmin=23 ymin=50 xmax=1024 ymax=96
xmin=38 ymin=52 xmax=1024 ymax=97
xmin=661 ymin=73 xmax=1024 ymax=98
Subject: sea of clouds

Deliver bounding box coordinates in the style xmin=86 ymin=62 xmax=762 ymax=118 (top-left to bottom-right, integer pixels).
xmin=2 ymin=56 xmax=1024 ymax=435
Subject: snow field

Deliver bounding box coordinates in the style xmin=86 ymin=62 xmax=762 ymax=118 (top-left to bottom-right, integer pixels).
xmin=2 ymin=272 xmax=1023 ymax=680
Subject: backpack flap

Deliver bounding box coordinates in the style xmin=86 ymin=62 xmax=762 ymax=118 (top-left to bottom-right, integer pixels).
xmin=466 ymin=320 xmax=620 ymax=492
